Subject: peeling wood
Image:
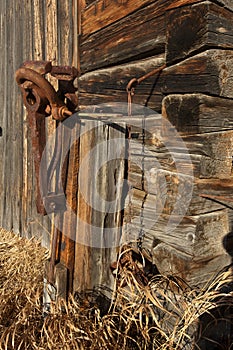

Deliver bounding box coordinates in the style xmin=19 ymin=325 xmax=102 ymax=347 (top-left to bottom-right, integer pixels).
xmin=45 ymin=0 xmax=58 ymax=62
xmin=33 ymin=0 xmax=45 ymax=60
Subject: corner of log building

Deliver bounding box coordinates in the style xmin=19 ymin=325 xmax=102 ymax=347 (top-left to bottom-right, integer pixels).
xmin=77 ymin=0 xmax=233 ymax=289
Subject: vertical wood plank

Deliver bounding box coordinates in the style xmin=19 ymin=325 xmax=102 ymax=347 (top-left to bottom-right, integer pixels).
xmin=59 ymin=126 xmax=79 ymax=293
xmin=0 ymin=0 xmax=76 ymax=243
xmin=0 ymin=0 xmax=8 ymax=229
xmin=74 ymin=121 xmax=92 ymax=291
xmin=74 ymin=117 xmax=126 ymax=292
xmin=21 ymin=0 xmax=31 ymax=236
xmin=12 ymin=0 xmax=23 ymax=234
xmin=73 ymin=0 xmax=79 ymax=68
xmin=33 ymin=0 xmax=45 ymax=60
xmin=45 ymin=0 xmax=58 ymax=62
xmin=57 ymin=0 xmax=73 ymax=66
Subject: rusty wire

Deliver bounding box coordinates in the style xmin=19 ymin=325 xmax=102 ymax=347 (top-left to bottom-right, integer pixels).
xmin=126 ymin=63 xmax=166 ymax=116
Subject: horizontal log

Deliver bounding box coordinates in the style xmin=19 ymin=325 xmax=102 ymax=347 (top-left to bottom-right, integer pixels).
xmin=81 ymin=0 xmax=233 ymax=36
xmin=124 ymin=209 xmax=229 ymax=257
xmin=78 ymin=55 xmax=165 ymax=111
xmin=152 ymin=243 xmax=231 ymax=285
xmin=80 ymin=3 xmax=165 ymax=72
xmin=162 ymin=49 xmax=233 ymax=98
xmin=81 ymin=0 xmax=156 ymax=36
xmin=78 ymin=91 xmax=163 ymax=113
xmin=127 ymin=172 xmax=233 ymax=215
xmin=218 ymin=0 xmax=233 ymax=11
xmin=129 ymin=128 xmax=233 ymax=179
xmin=79 ymin=49 xmax=233 ymax=107
xmin=74 ymin=115 xmax=233 ymax=180
xmin=80 ymin=0 xmax=233 ymax=72
xmin=197 ymin=178 xmax=233 ymax=193
xmin=166 ymin=0 xmax=233 ymax=11
xmin=196 ymin=178 xmax=233 ymax=209
xmin=166 ymin=1 xmax=233 ymax=65
xmin=162 ymin=94 xmax=233 ymax=134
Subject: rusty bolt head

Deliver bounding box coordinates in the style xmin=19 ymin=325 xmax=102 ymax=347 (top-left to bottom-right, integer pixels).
xmin=50 ymin=66 xmax=78 ymax=81
xmin=49 ymin=201 xmax=56 ymax=211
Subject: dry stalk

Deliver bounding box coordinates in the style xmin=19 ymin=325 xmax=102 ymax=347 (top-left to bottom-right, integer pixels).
xmin=0 ymin=230 xmax=232 ymax=349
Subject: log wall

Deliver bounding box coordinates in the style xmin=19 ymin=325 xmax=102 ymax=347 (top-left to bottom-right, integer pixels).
xmin=78 ymin=0 xmax=233 ymax=286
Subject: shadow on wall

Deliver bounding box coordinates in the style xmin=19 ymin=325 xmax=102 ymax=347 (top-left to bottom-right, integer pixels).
xmin=196 ymin=228 xmax=233 ymax=350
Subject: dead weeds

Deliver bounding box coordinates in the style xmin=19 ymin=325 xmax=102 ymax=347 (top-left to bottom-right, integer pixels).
xmin=0 ymin=228 xmax=232 ymax=349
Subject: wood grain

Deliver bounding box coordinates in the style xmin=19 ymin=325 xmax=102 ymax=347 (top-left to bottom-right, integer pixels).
xmin=166 ymin=2 xmax=233 ymax=65
xmin=79 ymin=49 xmax=233 ymax=111
xmin=162 ymin=49 xmax=233 ymax=98
xmin=126 ymin=208 xmax=229 ymax=257
xmin=166 ymin=0 xmax=233 ymax=11
xmin=0 ymin=0 xmax=75 ymax=243
xmin=78 ymin=54 xmax=165 ymax=111
xmin=74 ymin=116 xmax=126 ymax=291
xmin=33 ymin=0 xmax=45 ymax=60
xmin=80 ymin=3 xmax=165 ymax=72
xmin=81 ymin=0 xmax=156 ymax=35
xmin=59 ymin=127 xmax=79 ymax=293
xmin=57 ymin=0 xmax=73 ymax=66
xmin=128 ymin=118 xmax=233 ymax=179
xmin=162 ymin=94 xmax=233 ymax=134
xmin=127 ymin=172 xmax=233 ymax=216
xmin=122 ymin=107 xmax=233 ymax=285
xmin=81 ymin=0 xmax=233 ymax=37
xmin=152 ymin=243 xmax=231 ymax=285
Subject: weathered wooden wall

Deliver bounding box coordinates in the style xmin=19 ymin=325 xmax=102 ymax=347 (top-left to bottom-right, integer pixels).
xmin=0 ymin=0 xmax=76 ymax=247
xmin=78 ymin=0 xmax=233 ymax=286
xmin=1 ymin=0 xmax=233 ymax=295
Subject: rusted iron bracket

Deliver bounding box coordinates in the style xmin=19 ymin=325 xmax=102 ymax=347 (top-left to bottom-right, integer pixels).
xmin=16 ymin=61 xmax=78 ymax=289
xmin=15 ymin=60 xmax=78 ymax=215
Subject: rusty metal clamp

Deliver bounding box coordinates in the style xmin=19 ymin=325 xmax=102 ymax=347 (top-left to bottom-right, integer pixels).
xmin=16 ymin=61 xmax=78 ymax=286
xmin=15 ymin=60 xmax=78 ymax=215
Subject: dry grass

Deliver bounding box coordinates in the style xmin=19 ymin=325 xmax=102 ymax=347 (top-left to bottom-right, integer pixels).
xmin=0 ymin=228 xmax=232 ymax=349
xmin=0 ymin=228 xmax=45 ymax=349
